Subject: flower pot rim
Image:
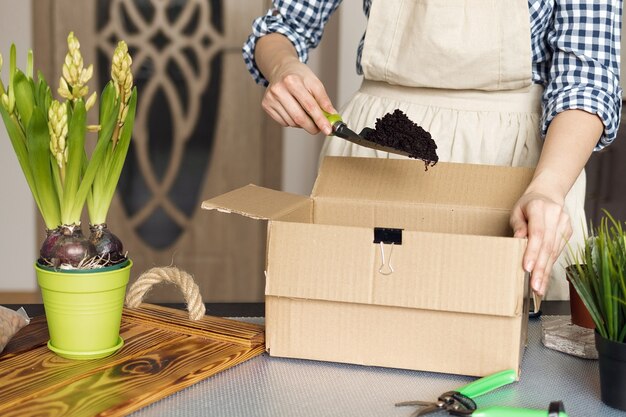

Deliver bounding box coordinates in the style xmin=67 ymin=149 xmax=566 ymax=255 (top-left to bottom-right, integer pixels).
xmin=595 ymin=329 xmax=626 ymax=361
xmin=594 ymin=329 xmax=626 ymax=343
xmin=35 ymin=258 xmax=131 ymax=274
xmin=36 ymin=259 xmax=132 ymax=293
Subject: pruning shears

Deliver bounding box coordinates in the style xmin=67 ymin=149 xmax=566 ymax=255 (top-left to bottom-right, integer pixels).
xmin=395 ymin=369 xmax=568 ymax=416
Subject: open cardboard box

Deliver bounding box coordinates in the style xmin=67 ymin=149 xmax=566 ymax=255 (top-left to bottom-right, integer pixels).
xmin=202 ymin=156 xmax=534 ymax=377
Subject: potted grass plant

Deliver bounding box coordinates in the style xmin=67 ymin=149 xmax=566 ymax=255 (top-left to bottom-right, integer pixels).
xmin=568 ymin=211 xmax=626 ymax=411
xmin=0 ymin=32 xmax=137 ymax=360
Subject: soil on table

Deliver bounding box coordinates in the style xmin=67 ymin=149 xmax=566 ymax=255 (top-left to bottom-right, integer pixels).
xmin=366 ymin=109 xmax=439 ymax=169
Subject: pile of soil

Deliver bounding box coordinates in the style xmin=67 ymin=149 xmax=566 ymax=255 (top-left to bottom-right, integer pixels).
xmin=366 ymin=109 xmax=438 ymax=169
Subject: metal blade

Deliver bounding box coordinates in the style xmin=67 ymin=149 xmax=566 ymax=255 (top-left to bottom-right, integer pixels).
xmin=396 ymin=400 xmax=437 ymax=407
xmin=333 ymin=123 xmax=412 ymax=157
xmin=413 ymin=404 xmax=443 ymax=416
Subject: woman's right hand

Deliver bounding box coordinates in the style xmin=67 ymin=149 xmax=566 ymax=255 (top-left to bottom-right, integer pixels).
xmin=257 ymin=34 xmax=336 ymax=136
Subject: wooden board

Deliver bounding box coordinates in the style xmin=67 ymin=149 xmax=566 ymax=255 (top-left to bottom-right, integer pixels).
xmin=0 ymin=304 xmax=265 ymax=416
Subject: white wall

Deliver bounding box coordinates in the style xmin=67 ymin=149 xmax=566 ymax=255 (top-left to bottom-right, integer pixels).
xmin=0 ymin=2 xmax=37 ymax=291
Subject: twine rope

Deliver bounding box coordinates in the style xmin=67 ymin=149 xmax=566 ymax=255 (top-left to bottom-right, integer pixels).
xmin=125 ymin=266 xmax=206 ymax=320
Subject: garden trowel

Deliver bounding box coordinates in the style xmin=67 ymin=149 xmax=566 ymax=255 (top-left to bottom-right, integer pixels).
xmin=323 ymin=112 xmax=412 ymax=157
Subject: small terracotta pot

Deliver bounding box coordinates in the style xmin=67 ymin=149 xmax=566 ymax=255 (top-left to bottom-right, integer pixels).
xmin=565 ymin=265 xmax=595 ymax=329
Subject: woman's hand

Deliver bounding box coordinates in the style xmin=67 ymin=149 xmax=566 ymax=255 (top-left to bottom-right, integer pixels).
xmin=256 ymin=33 xmax=336 ymax=135
xmin=510 ymin=191 xmax=572 ymax=296
xmin=510 ymin=109 xmax=602 ymax=296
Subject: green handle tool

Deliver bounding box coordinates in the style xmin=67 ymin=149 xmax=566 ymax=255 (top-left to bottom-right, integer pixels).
xmin=396 ymin=369 xmax=568 ymax=416
xmin=457 ymin=369 xmax=517 ymax=399
xmin=473 ymin=406 xmax=568 ymax=417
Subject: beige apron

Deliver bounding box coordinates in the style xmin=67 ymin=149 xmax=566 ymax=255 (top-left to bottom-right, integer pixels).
xmin=320 ymin=0 xmax=587 ymax=300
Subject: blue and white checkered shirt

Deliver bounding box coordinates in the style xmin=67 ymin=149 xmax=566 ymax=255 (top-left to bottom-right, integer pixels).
xmin=243 ymin=0 xmax=623 ymax=148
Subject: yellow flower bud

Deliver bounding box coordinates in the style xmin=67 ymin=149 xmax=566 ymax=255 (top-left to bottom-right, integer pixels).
xmin=48 ymin=100 xmax=68 ymax=169
xmin=58 ymin=31 xmax=93 ymax=101
xmin=58 ymin=77 xmax=72 ymax=101
xmin=85 ymin=92 xmax=97 ymax=111
xmin=81 ymin=65 xmax=93 ymax=85
xmin=111 ymin=40 xmax=133 ymax=125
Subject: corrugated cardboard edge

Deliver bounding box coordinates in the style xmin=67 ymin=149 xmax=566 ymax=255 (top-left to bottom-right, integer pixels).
xmin=312 ymin=157 xmax=535 ymax=209
xmin=201 ymin=184 xmax=312 ymax=221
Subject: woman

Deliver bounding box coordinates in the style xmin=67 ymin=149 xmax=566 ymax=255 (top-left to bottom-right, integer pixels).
xmin=242 ymin=0 xmax=622 ymax=300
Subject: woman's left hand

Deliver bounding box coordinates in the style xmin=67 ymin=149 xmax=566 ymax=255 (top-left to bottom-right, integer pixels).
xmin=510 ymin=191 xmax=572 ymax=296
xmin=509 ymin=110 xmax=602 ymax=297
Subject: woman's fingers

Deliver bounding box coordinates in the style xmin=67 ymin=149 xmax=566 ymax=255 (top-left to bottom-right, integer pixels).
xmin=298 ymin=76 xmax=336 ymax=135
xmin=264 ymin=82 xmax=316 ymax=133
xmin=262 ymin=61 xmax=335 ymax=135
xmin=511 ymin=193 xmax=571 ymax=296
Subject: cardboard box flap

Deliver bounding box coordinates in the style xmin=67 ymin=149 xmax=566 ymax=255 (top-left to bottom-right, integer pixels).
xmin=201 ymin=184 xmax=311 ymax=221
xmin=312 ymin=157 xmax=534 ymax=209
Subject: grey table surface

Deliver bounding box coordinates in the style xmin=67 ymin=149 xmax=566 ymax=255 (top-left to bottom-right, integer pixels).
xmin=129 ymin=315 xmax=625 ymax=417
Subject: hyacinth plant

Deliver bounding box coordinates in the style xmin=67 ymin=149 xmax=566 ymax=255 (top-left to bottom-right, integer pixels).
xmin=0 ymin=32 xmax=137 ymax=269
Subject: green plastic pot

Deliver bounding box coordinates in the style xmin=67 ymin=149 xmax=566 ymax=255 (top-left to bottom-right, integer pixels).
xmin=35 ymin=260 xmax=132 ymax=360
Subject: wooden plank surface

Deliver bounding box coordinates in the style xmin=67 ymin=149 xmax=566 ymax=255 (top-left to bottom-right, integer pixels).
xmin=123 ymin=303 xmax=264 ymax=347
xmin=0 ymin=304 xmax=265 ymax=416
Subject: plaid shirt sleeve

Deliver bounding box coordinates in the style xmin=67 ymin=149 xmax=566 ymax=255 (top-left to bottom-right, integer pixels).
xmin=541 ymin=0 xmax=623 ymax=149
xmin=242 ymin=0 xmax=341 ymax=86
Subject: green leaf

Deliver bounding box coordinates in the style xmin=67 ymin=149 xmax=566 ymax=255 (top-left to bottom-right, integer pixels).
xmin=13 ymin=70 xmax=36 ymax=127
xmin=9 ymin=44 xmax=16 ymax=86
xmin=82 ymin=149 xmax=95 ymax=219
xmin=97 ymin=87 xmax=137 ymax=224
xmin=91 ymin=88 xmax=137 ymax=224
xmin=36 ymin=71 xmax=52 ymax=112
xmin=72 ymin=112 xmax=118 ymax=222
xmin=27 ymin=50 xmax=33 ymax=79
xmin=0 ymin=104 xmax=43 ymax=214
xmin=619 ymin=324 xmax=626 ymax=343
xmin=569 ymin=267 xmax=607 ymax=337
xmin=90 ymin=82 xmax=118 ymax=201
xmin=85 ymin=82 xmax=121 ymax=223
xmin=63 ymin=100 xmax=87 ymax=224
xmin=50 ymin=154 xmax=63 ymax=204
xmin=99 ymin=82 xmax=117 ymax=125
xmin=26 ymin=107 xmax=60 ymax=229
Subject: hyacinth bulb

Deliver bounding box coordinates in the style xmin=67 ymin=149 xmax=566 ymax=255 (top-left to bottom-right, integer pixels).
xmin=89 ymin=224 xmax=125 ymax=265
xmin=39 ymin=228 xmax=63 ymax=262
xmin=39 ymin=224 xmax=97 ymax=269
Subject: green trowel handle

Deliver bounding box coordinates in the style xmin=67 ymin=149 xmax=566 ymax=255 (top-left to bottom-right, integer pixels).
xmin=473 ymin=407 xmax=568 ymax=417
xmin=457 ymin=369 xmax=518 ymax=399
xmin=323 ymin=111 xmax=343 ymax=126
